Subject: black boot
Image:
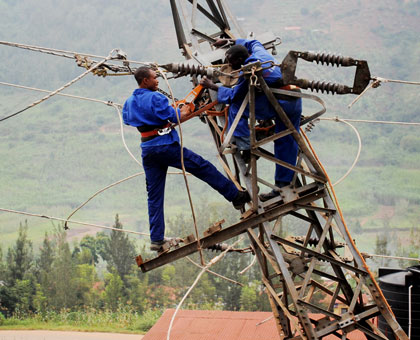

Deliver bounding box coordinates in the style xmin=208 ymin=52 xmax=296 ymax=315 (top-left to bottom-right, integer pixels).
xmin=259 ymin=181 xmax=290 ymax=202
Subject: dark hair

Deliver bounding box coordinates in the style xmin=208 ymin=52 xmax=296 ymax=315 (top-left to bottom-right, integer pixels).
xmin=134 ymin=66 xmax=152 ymax=86
xmin=225 ymin=45 xmax=249 ymax=64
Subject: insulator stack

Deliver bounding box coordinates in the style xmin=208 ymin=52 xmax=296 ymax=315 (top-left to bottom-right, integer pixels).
xmin=296 ymin=79 xmax=352 ymax=95
xmin=161 ymin=63 xmax=215 ymax=78
xmin=206 ymin=243 xmax=229 ymax=252
xmin=301 ymin=52 xmax=356 ymax=67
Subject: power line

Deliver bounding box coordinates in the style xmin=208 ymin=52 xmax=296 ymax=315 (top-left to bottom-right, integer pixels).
xmin=0 ymin=81 xmax=119 ymax=106
xmin=0 ymin=49 xmax=118 ymax=122
xmin=0 ymin=40 xmax=154 ymax=66
xmin=320 ymin=117 xmax=420 ymax=127
xmin=0 ymin=207 xmax=149 ymax=236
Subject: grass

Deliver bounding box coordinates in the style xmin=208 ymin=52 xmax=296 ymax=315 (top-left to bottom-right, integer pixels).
xmin=0 ymin=308 xmax=161 ymax=334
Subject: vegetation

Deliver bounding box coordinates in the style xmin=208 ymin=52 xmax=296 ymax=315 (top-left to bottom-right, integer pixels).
xmin=0 ymin=214 xmax=271 ymax=332
xmin=0 ymin=0 xmax=419 ymax=332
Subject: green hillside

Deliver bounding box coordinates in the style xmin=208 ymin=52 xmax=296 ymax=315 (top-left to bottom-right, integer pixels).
xmin=0 ymin=0 xmax=419 ymax=261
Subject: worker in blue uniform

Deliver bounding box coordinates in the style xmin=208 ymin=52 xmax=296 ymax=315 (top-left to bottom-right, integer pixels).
xmin=123 ymin=66 xmax=250 ymax=251
xmin=200 ymin=39 xmax=302 ymax=201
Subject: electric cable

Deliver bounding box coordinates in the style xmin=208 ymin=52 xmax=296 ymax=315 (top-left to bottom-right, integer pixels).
xmin=0 ymin=49 xmax=118 ymax=122
xmin=0 ymin=207 xmax=148 ymax=236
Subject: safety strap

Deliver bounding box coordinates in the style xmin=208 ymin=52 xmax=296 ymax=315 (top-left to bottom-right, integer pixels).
xmin=137 ymin=122 xmax=173 ymax=142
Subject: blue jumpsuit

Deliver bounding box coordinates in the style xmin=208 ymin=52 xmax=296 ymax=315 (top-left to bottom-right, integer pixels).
xmin=217 ymin=39 xmax=302 ymax=184
xmin=123 ymin=88 xmax=239 ymax=242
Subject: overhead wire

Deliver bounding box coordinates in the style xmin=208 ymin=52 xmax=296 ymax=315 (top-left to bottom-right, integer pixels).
xmin=0 ymin=79 xmax=189 ymax=233
xmin=185 ymin=256 xmax=243 ymax=286
xmin=348 ymin=76 xmax=420 ymax=109
xmin=0 ymin=207 xmax=149 ymax=236
xmin=362 ymin=253 xmax=420 ymax=263
xmin=319 ymin=117 xmax=362 ymax=187
xmin=0 ymin=40 xmax=154 ymax=66
xmin=0 ymin=49 xmax=119 ymax=122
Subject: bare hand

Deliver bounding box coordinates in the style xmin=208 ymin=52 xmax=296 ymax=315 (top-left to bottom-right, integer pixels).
xmin=200 ymin=76 xmax=219 ymax=91
xmin=212 ymin=39 xmax=233 ymax=48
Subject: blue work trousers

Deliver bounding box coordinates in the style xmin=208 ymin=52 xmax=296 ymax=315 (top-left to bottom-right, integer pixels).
xmin=142 ymin=142 xmax=238 ymax=242
xmin=274 ymin=99 xmax=302 ymax=183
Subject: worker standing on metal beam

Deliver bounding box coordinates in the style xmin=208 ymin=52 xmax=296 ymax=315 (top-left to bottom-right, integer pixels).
xmin=123 ymin=66 xmax=250 ymax=251
xmin=200 ymin=39 xmax=302 ymax=201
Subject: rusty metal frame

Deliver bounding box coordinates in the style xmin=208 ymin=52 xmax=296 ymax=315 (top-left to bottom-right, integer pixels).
xmin=136 ymin=2 xmax=410 ymax=340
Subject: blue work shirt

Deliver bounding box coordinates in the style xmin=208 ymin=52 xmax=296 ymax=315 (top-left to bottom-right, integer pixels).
xmin=122 ymin=88 xmax=180 ymax=151
xmin=217 ymin=39 xmax=290 ymax=137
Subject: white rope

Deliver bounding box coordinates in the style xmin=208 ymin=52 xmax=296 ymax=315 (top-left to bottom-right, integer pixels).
xmin=185 ymin=256 xmax=243 ymax=286
xmin=111 ymin=103 xmax=143 ymax=167
xmin=0 ymin=208 xmax=149 ymax=236
xmin=326 ymin=117 xmax=362 ymax=187
xmin=166 ymin=236 xmax=243 ymax=340
xmin=64 ymin=170 xmax=188 ymax=228
xmin=239 ymin=254 xmax=257 ymax=275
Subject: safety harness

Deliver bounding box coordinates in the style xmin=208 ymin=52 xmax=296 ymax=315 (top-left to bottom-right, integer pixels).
xmin=137 ymin=122 xmax=173 ymax=142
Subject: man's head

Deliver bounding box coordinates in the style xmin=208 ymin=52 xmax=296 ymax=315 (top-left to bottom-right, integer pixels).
xmin=134 ymin=66 xmax=159 ymax=91
xmin=225 ymin=45 xmax=249 ymax=70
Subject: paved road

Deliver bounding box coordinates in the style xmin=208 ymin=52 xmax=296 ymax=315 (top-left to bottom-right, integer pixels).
xmin=0 ymin=330 xmax=143 ymax=340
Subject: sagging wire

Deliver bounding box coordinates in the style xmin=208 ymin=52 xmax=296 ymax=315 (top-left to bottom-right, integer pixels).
xmin=0 ymin=80 xmax=189 ymax=232
xmin=0 ymin=49 xmax=119 ymax=122
xmin=0 ymin=207 xmax=149 ymax=236
xmin=64 ymin=172 xmax=145 ymax=230
xmin=185 ymin=256 xmax=243 ymax=287
xmin=156 ymin=64 xmax=205 ymax=266
xmin=63 ymin=170 xmax=189 ymax=230
xmin=239 ymin=254 xmax=257 ymax=275
xmin=167 ymin=236 xmax=244 ymax=340
xmin=319 ymin=117 xmax=362 ymax=187
xmin=306 ymin=114 xmax=420 ymax=187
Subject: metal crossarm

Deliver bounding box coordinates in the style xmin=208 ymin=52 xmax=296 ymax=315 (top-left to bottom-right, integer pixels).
xmin=135 ymin=2 xmax=410 ymax=339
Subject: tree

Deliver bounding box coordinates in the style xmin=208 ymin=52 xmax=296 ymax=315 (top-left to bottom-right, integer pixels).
xmin=374 ymin=233 xmax=391 ymax=267
xmin=48 ymin=226 xmax=77 ymax=310
xmin=102 ymin=271 xmax=124 ymax=311
xmin=0 ymin=245 xmax=5 ymax=280
xmin=125 ymin=271 xmax=149 ymax=313
xmin=103 ymin=215 xmax=136 ymax=283
xmin=6 ymin=221 xmax=33 ymax=284
xmin=75 ymin=263 xmax=99 ymax=307
xmin=12 ymin=279 xmax=35 ymax=317
xmin=240 ymin=283 xmax=258 ymax=311
xmin=79 ymin=235 xmax=101 ymax=264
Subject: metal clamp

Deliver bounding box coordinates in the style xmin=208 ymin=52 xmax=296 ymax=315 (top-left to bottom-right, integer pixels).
xmin=158 ymin=126 xmax=172 ymax=135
